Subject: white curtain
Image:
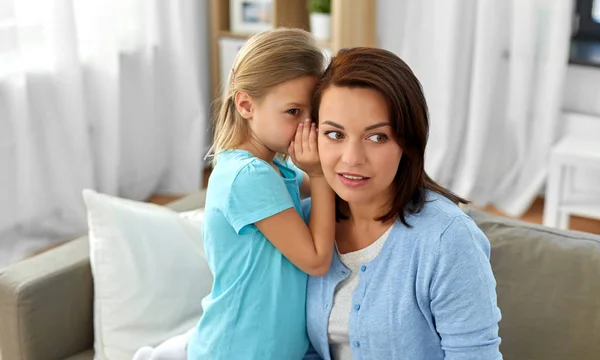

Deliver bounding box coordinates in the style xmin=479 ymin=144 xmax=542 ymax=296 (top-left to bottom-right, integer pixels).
xmin=377 ymin=0 xmax=572 ymax=217
xmin=0 ymin=0 xmax=210 ymax=267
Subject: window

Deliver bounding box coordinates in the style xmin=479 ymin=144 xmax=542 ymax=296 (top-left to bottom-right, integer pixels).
xmin=0 ymin=0 xmax=50 ymax=76
xmin=0 ymin=0 xmax=152 ymax=77
xmin=574 ymin=0 xmax=600 ymax=40
xmin=571 ymin=0 xmax=600 ymax=67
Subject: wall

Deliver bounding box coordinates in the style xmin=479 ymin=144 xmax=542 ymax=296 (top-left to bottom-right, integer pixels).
xmin=562 ymin=65 xmax=600 ymax=195
xmin=564 ymin=65 xmax=600 ymax=118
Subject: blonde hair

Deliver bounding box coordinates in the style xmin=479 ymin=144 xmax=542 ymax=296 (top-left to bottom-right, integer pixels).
xmin=209 ymin=28 xmax=325 ymax=164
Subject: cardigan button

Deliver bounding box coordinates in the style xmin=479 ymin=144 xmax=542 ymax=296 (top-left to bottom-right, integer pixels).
xmin=352 ymin=341 xmax=360 ymax=348
xmin=360 ymin=265 xmax=367 ymax=272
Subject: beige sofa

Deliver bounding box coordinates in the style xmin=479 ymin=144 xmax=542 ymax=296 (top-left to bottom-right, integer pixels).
xmin=1 ymin=190 xmax=600 ymax=360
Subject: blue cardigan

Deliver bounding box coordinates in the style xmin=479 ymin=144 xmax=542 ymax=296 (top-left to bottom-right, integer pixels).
xmin=302 ymin=192 xmax=503 ymax=360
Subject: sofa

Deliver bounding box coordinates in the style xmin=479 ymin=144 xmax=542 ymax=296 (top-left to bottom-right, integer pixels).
xmin=1 ymin=190 xmax=599 ymax=360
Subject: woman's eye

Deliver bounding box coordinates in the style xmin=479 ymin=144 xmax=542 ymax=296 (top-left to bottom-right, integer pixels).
xmin=287 ymin=109 xmax=301 ymax=116
xmin=368 ymin=134 xmax=388 ymax=143
xmin=325 ymin=131 xmax=344 ymax=140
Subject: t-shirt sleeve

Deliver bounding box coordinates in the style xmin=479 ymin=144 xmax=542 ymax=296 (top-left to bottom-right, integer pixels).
xmin=225 ymin=159 xmax=295 ymax=234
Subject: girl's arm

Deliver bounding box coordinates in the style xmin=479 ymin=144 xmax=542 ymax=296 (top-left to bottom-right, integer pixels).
xmin=255 ymin=119 xmax=335 ymax=276
xmin=255 ymin=178 xmax=334 ymax=276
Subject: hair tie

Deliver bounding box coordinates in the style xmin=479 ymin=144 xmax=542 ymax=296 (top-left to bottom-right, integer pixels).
xmin=203 ymin=144 xmax=215 ymax=162
xmin=230 ymin=68 xmax=236 ymax=88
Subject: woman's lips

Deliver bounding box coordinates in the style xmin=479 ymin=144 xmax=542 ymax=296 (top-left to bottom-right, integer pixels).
xmin=337 ymin=172 xmax=370 ymax=188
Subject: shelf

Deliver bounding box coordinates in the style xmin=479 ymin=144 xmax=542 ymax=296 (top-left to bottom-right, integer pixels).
xmin=316 ymin=39 xmax=332 ymax=50
xmin=218 ymin=33 xmax=333 ymax=48
xmin=209 ymin=0 xmax=376 ymax=99
xmin=219 ymin=31 xmax=251 ymax=40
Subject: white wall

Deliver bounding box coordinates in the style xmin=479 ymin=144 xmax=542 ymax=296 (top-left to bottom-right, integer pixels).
xmin=564 ymin=65 xmax=600 ymax=117
xmin=562 ymin=65 xmax=600 ymax=195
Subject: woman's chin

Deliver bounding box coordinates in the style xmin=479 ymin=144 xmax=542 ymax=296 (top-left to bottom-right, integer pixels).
xmin=334 ymin=188 xmax=371 ymax=205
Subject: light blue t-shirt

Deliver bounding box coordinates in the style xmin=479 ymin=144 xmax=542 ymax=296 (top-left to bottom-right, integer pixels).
xmin=187 ymin=149 xmax=309 ymax=360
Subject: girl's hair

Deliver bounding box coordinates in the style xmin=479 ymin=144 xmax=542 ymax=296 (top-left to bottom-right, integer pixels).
xmin=312 ymin=47 xmax=469 ymax=227
xmin=209 ymin=28 xmax=325 ymax=163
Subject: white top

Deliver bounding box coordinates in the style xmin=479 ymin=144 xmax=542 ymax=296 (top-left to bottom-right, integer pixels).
xmin=327 ymin=226 xmax=393 ymax=360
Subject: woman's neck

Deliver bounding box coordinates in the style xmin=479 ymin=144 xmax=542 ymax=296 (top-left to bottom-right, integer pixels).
xmin=336 ymin=196 xmax=397 ymax=253
xmin=343 ymin=187 xmax=396 ymax=225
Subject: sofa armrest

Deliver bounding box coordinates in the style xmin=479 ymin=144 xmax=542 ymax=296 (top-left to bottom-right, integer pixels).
xmin=0 ymin=190 xmax=207 ymax=360
xmin=0 ymin=237 xmax=94 ymax=360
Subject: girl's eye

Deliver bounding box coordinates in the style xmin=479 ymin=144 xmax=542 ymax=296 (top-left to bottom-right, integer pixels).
xmin=325 ymin=131 xmax=344 ymax=140
xmin=287 ymin=109 xmax=301 ymax=116
xmin=368 ymin=134 xmax=388 ymax=143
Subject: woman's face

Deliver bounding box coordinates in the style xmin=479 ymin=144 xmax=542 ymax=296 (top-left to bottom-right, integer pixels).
xmin=318 ymin=86 xmax=403 ymax=206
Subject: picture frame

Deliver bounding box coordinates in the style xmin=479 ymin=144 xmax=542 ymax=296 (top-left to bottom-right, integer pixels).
xmin=230 ymin=0 xmax=274 ymax=34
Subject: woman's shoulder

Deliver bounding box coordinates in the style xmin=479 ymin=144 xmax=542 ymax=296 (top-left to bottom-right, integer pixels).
xmin=424 ymin=190 xmax=466 ymax=216
xmin=397 ymin=191 xmax=487 ymax=253
xmin=404 ymin=191 xmax=470 ymax=232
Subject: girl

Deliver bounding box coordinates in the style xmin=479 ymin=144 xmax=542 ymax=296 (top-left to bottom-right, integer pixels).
xmin=186 ymin=28 xmax=336 ymax=359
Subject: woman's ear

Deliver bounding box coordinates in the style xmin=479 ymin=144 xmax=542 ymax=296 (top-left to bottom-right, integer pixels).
xmin=234 ymin=91 xmax=253 ymax=120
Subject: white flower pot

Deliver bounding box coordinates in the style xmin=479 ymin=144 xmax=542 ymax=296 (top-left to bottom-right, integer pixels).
xmin=310 ymin=13 xmax=331 ymax=41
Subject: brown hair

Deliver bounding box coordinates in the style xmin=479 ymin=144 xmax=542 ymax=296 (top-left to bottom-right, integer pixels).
xmin=313 ymin=47 xmax=468 ymax=227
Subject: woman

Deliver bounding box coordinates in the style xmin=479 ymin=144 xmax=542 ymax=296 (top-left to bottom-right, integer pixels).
xmin=303 ymin=48 xmax=502 ymax=360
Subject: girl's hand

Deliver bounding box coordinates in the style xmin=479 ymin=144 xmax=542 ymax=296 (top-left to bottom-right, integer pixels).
xmin=288 ymin=118 xmax=322 ymax=177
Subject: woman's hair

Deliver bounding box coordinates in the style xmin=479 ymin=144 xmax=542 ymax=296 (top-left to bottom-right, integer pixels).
xmin=210 ymin=28 xmax=325 ymax=163
xmin=312 ymin=47 xmax=468 ymax=227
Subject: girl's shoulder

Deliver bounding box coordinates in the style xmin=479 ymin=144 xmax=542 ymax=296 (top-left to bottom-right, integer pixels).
xmin=209 ymin=150 xmax=291 ymax=204
xmin=212 ymin=150 xmax=278 ymax=184
xmin=208 ymin=152 xmax=298 ymax=233
xmin=205 ymin=151 xmax=283 ymax=209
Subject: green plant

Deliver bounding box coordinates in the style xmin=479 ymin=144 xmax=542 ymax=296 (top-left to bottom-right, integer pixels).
xmin=308 ymin=0 xmax=331 ymax=14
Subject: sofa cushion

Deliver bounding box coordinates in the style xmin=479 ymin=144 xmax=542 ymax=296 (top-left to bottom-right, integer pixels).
xmin=465 ymin=208 xmax=600 ymax=360
xmin=83 ymin=190 xmax=212 ymax=360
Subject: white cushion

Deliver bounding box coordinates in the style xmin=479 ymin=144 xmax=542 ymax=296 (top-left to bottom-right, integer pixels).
xmin=82 ymin=190 xmax=212 ymax=360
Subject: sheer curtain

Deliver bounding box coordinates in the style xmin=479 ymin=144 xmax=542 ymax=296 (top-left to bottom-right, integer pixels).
xmin=0 ymin=0 xmax=209 ymax=267
xmin=377 ymin=0 xmax=572 ymax=217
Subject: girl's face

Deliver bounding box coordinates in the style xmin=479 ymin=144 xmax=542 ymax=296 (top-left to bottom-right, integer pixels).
xmin=242 ymin=75 xmax=318 ymax=155
xmin=318 ymin=86 xmax=403 ymax=207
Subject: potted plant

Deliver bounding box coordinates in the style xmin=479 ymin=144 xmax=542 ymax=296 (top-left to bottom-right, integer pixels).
xmin=308 ymin=0 xmax=331 ymax=41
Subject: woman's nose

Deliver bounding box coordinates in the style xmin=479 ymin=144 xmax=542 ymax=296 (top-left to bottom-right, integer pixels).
xmin=341 ymin=141 xmax=367 ymax=166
